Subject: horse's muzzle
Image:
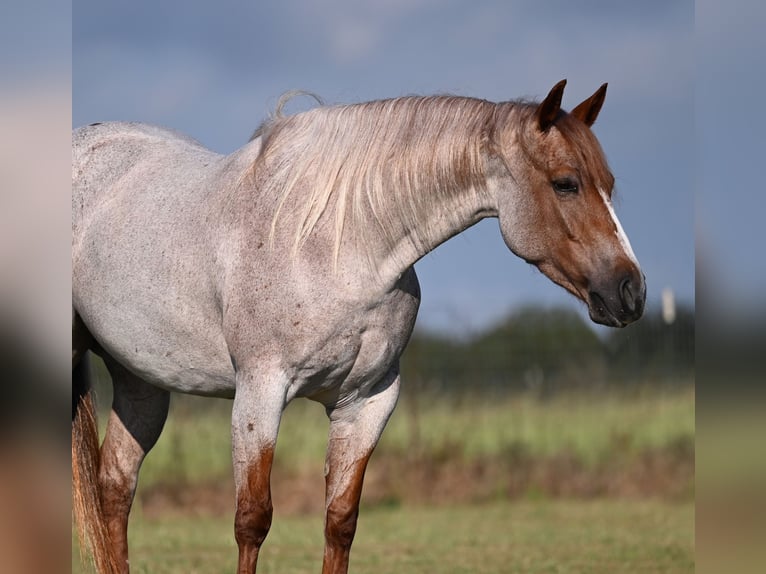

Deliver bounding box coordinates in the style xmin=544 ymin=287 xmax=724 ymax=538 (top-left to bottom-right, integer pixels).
xmin=587 ymin=273 xmax=646 ymax=328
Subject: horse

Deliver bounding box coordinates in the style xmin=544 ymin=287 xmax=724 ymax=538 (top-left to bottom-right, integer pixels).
xmin=72 ymin=79 xmax=645 ymax=574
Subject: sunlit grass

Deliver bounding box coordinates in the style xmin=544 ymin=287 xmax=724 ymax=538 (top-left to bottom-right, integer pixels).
xmin=73 ymin=499 xmax=694 ymax=574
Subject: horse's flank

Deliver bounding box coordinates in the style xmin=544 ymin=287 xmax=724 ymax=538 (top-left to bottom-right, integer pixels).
xmin=247 ymin=95 xmax=533 ymax=270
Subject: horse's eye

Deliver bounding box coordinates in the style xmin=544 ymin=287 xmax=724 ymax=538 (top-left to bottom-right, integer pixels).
xmin=552 ymin=178 xmax=579 ymax=194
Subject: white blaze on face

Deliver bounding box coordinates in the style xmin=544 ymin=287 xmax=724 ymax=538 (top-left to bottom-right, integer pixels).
xmin=598 ymin=187 xmax=640 ymax=268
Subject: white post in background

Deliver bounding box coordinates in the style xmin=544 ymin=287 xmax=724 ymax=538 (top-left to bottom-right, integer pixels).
xmin=662 ymin=287 xmax=676 ymax=325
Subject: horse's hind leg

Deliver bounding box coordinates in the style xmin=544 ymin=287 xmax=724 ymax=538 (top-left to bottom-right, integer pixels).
xmin=99 ymin=356 xmax=170 ymax=573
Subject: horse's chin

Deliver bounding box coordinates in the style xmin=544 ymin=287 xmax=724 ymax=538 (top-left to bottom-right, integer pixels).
xmin=588 ymin=303 xmax=628 ymax=327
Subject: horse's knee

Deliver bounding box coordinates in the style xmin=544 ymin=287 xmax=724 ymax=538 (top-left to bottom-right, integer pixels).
xmin=325 ymin=503 xmax=359 ymax=550
xmin=235 ymin=495 xmax=273 ymax=547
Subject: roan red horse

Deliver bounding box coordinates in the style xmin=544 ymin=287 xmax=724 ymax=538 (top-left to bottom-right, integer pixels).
xmin=72 ymin=80 xmax=644 ymax=573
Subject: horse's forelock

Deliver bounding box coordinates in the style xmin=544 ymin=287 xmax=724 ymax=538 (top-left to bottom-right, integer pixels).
xmin=555 ymin=114 xmax=614 ymax=193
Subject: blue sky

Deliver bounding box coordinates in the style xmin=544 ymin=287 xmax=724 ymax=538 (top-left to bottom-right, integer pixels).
xmin=73 ymin=0 xmax=696 ymax=334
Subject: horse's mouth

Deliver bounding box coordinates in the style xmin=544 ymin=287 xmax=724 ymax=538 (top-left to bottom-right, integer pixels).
xmin=587 ymin=292 xmax=628 ymax=327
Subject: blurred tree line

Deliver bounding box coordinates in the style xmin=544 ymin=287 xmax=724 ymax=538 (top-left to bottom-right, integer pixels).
xmin=401 ymin=304 xmax=694 ymax=397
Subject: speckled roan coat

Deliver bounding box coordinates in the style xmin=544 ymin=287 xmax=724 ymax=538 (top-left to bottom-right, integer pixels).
xmin=72 ymin=81 xmax=645 ymax=574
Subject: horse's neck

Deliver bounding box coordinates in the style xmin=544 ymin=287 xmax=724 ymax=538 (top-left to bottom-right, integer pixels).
xmin=345 ymin=161 xmax=501 ymax=289
xmin=244 ymin=97 xmax=520 ymax=291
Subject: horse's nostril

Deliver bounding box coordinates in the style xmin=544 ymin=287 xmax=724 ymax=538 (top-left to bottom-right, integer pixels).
xmin=620 ymin=277 xmax=636 ymax=313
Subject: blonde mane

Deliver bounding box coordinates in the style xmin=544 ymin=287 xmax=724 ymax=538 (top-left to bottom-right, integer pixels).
xmin=250 ymin=94 xmax=516 ymax=268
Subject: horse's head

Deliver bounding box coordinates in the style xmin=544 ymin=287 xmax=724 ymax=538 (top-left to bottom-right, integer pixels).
xmin=492 ymin=80 xmax=645 ymax=327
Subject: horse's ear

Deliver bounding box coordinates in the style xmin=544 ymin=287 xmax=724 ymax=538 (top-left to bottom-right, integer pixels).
xmin=571 ymin=83 xmax=608 ymax=127
xmin=537 ymin=79 xmax=567 ymax=131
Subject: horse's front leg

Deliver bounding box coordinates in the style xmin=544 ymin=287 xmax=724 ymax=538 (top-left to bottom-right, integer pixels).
xmin=322 ymin=369 xmax=401 ymax=574
xmin=231 ymin=369 xmax=286 ymax=574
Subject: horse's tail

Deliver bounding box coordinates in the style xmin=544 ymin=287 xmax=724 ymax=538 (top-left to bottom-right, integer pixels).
xmin=72 ymin=355 xmax=119 ymax=574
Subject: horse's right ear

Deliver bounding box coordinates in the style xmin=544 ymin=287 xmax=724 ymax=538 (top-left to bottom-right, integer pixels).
xmin=571 ymin=83 xmax=607 ymax=127
xmin=537 ymin=79 xmax=567 ymax=132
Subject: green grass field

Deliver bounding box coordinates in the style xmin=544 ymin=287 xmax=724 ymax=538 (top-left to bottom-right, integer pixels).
xmin=76 ymin=385 xmax=694 ymax=572
xmin=73 ymin=499 xmax=694 ymax=573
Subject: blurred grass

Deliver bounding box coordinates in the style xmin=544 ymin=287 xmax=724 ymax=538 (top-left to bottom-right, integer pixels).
xmin=73 ymin=499 xmax=694 ymax=574
xmin=133 ymin=386 xmax=694 ymax=490
xmin=77 ymin=386 xmax=694 ymax=573
xmin=382 ymin=386 xmax=694 ymax=464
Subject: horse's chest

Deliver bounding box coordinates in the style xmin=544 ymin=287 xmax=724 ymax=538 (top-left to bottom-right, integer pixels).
xmin=288 ymin=281 xmax=420 ymax=404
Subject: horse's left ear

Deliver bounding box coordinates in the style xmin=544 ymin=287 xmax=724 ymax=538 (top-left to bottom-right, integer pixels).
xmin=571 ymin=83 xmax=608 ymax=127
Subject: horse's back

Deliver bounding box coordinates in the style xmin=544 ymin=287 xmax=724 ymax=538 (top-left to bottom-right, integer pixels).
xmin=72 ymin=122 xmax=215 ymax=232
xmin=72 ymin=121 xmax=207 ymax=161
xmin=72 ymin=122 xmax=237 ymax=395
